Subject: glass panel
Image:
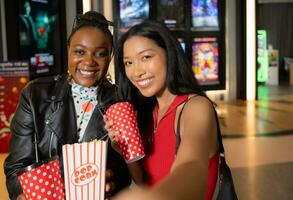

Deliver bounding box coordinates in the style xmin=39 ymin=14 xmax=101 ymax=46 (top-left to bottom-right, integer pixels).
xmin=119 ymin=0 xmax=150 ymax=31
xmin=157 ymin=0 xmax=185 ymax=29
xmin=191 ymin=0 xmax=219 ymax=31
xmin=18 ymin=0 xmax=62 ymax=78
xmin=192 ymin=37 xmax=220 ymax=85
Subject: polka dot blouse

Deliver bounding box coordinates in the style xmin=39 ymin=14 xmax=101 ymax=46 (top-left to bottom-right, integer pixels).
xmin=71 ymin=83 xmax=98 ymax=142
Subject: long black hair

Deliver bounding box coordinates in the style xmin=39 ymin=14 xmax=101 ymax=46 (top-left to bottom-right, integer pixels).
xmin=115 ymin=20 xmax=207 ymax=103
xmin=115 ymin=20 xmax=209 ymax=134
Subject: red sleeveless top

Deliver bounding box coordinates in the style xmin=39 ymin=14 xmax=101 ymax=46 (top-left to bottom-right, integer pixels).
xmin=143 ymin=95 xmax=219 ymax=200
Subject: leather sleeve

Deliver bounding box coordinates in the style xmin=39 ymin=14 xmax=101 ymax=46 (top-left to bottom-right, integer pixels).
xmin=4 ymin=85 xmax=36 ymax=200
xmin=4 ymin=78 xmax=132 ymax=199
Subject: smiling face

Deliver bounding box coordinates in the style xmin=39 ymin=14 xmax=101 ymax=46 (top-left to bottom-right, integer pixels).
xmin=123 ymin=36 xmax=168 ymax=97
xmin=68 ymin=27 xmax=111 ymax=87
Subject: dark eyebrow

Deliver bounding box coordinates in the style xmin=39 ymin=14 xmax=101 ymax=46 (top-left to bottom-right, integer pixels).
xmin=138 ymin=49 xmax=153 ymax=55
xmin=72 ymin=44 xmax=108 ymax=50
xmin=123 ymin=49 xmax=154 ymax=59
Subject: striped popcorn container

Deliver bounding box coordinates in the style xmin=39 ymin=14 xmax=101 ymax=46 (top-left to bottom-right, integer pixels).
xmin=62 ymin=140 xmax=107 ymax=200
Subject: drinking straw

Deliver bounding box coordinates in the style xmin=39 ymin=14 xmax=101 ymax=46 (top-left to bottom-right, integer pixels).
xmin=34 ymin=133 xmax=39 ymax=163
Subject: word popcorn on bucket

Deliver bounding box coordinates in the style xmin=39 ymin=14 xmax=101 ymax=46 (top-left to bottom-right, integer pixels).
xmin=62 ymin=140 xmax=107 ymax=200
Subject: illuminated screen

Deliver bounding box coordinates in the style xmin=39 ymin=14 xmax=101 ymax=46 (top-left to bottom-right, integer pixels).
xmin=0 ymin=61 xmax=29 ymax=152
xmin=119 ymin=0 xmax=150 ymax=30
xmin=192 ymin=37 xmax=219 ymax=85
xmin=18 ymin=0 xmax=63 ymax=78
xmin=157 ymin=0 xmax=185 ymax=29
xmin=257 ymin=30 xmax=268 ymax=82
xmin=191 ymin=0 xmax=219 ymax=30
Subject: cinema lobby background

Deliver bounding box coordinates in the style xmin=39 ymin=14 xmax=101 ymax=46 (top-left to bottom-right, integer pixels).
xmin=0 ymin=0 xmax=293 ymax=199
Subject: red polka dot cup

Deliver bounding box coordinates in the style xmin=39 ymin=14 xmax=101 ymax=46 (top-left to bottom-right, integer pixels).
xmin=17 ymin=156 xmax=65 ymax=200
xmin=105 ymin=101 xmax=145 ymax=163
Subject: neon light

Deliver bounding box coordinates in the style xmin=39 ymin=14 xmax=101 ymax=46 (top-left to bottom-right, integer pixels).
xmin=257 ymin=30 xmax=268 ymax=82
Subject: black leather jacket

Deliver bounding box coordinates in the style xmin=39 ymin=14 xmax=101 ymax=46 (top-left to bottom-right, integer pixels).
xmin=4 ymin=75 xmax=131 ymax=200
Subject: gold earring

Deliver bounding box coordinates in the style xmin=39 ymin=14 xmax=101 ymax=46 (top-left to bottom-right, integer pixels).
xmin=67 ymin=70 xmax=73 ymax=84
xmin=106 ymin=73 xmax=113 ymax=83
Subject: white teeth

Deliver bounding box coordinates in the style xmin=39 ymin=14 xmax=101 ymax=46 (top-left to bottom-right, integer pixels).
xmin=137 ymin=78 xmax=152 ymax=87
xmin=80 ymin=69 xmax=94 ymax=76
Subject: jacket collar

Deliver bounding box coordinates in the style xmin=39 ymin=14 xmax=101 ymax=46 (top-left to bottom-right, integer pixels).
xmin=46 ymin=74 xmax=70 ymax=103
xmin=81 ymin=81 xmax=118 ymax=142
xmin=47 ymin=76 xmax=117 ymax=143
xmin=44 ymin=75 xmax=77 ymax=144
xmin=48 ymin=75 xmax=118 ymax=105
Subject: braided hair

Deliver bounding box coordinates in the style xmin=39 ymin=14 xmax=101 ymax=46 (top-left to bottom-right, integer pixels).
xmin=67 ymin=11 xmax=114 ymax=55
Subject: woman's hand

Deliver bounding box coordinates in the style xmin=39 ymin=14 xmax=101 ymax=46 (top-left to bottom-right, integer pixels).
xmin=105 ymin=169 xmax=115 ymax=200
xmin=16 ymin=194 xmax=26 ymax=200
xmin=103 ymin=115 xmax=122 ymax=155
xmin=112 ymin=186 xmax=158 ymax=200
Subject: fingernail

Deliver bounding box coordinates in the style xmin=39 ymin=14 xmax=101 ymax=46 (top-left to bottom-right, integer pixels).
xmin=105 ymin=184 xmax=110 ymax=192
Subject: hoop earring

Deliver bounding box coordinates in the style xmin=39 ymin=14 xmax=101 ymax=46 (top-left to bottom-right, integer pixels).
xmin=106 ymin=73 xmax=113 ymax=83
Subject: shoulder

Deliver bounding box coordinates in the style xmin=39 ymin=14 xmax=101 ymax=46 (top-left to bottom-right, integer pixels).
xmin=184 ymin=95 xmax=214 ymax=115
xmin=101 ymin=80 xmax=117 ymax=91
xmin=179 ymin=94 xmax=216 ymax=130
xmin=97 ymin=80 xmax=118 ymax=107
xmin=177 ymin=94 xmax=218 ymax=152
xmin=23 ymin=74 xmax=68 ymax=100
xmin=98 ymin=80 xmax=117 ymax=96
xmin=27 ymin=74 xmax=66 ymax=88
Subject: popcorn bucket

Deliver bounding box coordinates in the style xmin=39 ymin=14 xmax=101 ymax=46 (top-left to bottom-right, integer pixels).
xmin=17 ymin=156 xmax=65 ymax=200
xmin=105 ymin=101 xmax=145 ymax=163
xmin=62 ymin=140 xmax=108 ymax=200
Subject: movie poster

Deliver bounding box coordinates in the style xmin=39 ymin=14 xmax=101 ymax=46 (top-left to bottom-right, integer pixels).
xmin=0 ymin=61 xmax=29 ymax=152
xmin=192 ymin=37 xmax=219 ymax=85
xmin=191 ymin=0 xmax=219 ymax=30
xmin=119 ymin=0 xmax=150 ymax=31
xmin=157 ymin=0 xmax=185 ymax=29
xmin=18 ymin=0 xmax=62 ymax=78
